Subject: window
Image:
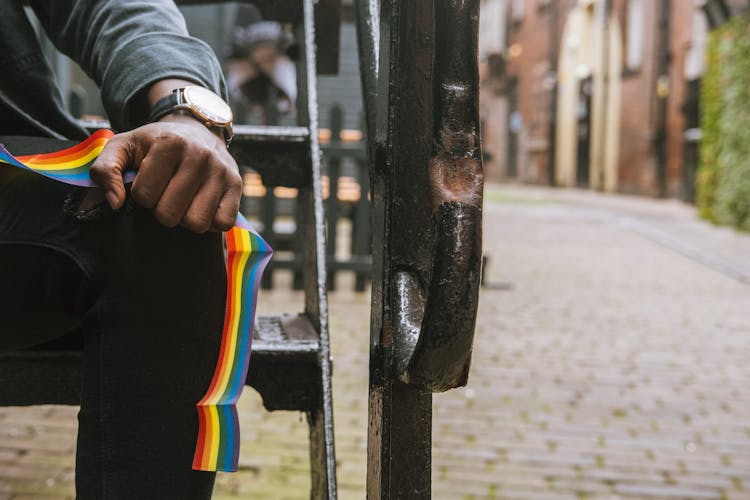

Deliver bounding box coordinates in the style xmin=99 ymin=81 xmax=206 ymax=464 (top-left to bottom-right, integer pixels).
xmin=479 ymin=0 xmax=507 ymax=59
xmin=625 ymin=0 xmax=645 ymax=71
xmin=684 ymin=6 xmax=708 ymax=80
xmin=511 ymin=0 xmax=525 ymax=23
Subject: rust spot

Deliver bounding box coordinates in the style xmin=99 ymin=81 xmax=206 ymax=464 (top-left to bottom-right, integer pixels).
xmin=381 ymin=321 xmax=393 ymax=347
xmin=429 ymin=127 xmax=483 ymax=212
xmin=440 ymin=127 xmax=477 ymax=153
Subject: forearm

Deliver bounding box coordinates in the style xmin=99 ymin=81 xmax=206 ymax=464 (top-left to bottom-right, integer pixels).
xmin=146 ymin=79 xmax=197 ymax=109
xmin=30 ymin=0 xmax=226 ymax=131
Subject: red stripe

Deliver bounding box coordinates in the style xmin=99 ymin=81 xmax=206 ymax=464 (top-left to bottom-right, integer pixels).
xmin=19 ymin=138 xmax=109 ymax=165
xmin=16 ymin=130 xmax=113 ymax=161
xmin=196 ymin=229 xmax=238 ymax=405
xmin=193 ymin=407 xmax=208 ymax=469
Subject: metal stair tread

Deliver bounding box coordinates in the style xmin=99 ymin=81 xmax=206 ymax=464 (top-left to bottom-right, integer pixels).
xmin=79 ymin=120 xmax=310 ymax=146
xmin=0 ymin=314 xmax=322 ymax=407
xmin=233 ymin=125 xmax=310 ymax=143
xmin=252 ymin=313 xmax=320 ymax=354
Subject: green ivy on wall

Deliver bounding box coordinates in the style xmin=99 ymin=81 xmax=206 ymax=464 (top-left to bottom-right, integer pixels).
xmin=697 ymin=13 xmax=750 ymax=231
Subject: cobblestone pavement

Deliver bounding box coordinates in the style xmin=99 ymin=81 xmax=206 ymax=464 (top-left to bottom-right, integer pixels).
xmin=1 ymin=183 xmax=749 ymax=499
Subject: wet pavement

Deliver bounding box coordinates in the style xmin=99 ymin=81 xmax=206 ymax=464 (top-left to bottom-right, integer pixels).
xmin=1 ymin=183 xmax=749 ymax=499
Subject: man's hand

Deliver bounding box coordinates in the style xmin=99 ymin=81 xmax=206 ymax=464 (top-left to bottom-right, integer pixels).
xmin=90 ymin=113 xmax=242 ymax=233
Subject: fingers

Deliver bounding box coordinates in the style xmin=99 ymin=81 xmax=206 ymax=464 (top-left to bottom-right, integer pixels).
xmin=212 ymin=169 xmax=243 ymax=232
xmin=153 ymin=152 xmax=210 ymax=228
xmin=106 ymin=119 xmax=243 ymax=233
xmin=183 ymin=173 xmax=225 ymax=233
xmin=89 ymin=133 xmax=134 ymax=209
xmin=130 ymin=146 xmax=179 ymax=210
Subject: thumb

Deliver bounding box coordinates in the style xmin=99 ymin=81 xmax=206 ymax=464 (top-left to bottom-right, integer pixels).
xmin=89 ymin=132 xmax=136 ymax=210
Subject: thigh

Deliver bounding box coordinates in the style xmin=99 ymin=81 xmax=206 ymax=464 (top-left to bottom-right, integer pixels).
xmin=1 ymin=138 xmax=223 ymax=498
xmin=75 ymin=204 xmax=225 ymax=499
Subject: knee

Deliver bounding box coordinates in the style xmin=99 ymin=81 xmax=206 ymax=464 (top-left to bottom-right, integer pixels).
xmin=87 ymin=208 xmax=227 ymax=311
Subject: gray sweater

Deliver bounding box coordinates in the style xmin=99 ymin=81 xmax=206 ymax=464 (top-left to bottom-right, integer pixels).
xmin=0 ymin=0 xmax=226 ymax=139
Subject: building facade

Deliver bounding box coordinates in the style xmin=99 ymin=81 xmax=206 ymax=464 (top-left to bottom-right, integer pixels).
xmin=480 ymin=0 xmax=709 ymax=199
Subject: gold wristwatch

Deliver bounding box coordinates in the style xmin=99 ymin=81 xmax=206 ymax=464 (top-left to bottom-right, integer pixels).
xmin=148 ymin=86 xmax=234 ymax=147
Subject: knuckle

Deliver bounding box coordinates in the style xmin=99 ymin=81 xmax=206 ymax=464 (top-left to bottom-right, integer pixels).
xmin=226 ymin=170 xmax=243 ymax=190
xmin=184 ymin=212 xmax=212 ymax=234
xmin=155 ymin=207 xmax=180 ymax=228
xmin=195 ymin=146 xmax=213 ymax=163
xmin=90 ymin=160 xmax=116 ymax=176
xmin=214 ymin=216 xmax=234 ymax=232
xmin=130 ymin=185 xmax=156 ymax=208
xmin=161 ymin=132 xmax=187 ymax=149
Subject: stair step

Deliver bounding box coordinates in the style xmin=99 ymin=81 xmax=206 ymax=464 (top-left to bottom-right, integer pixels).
xmin=233 ymin=124 xmax=309 ymax=143
xmin=78 ymin=121 xmax=312 ymax=188
xmin=0 ymin=314 xmax=322 ymax=410
xmin=253 ymin=313 xmax=319 ymax=355
xmin=232 ymin=126 xmax=311 ymax=188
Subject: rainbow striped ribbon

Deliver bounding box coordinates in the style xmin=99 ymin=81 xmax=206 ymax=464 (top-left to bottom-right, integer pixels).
xmin=0 ymin=129 xmax=272 ymax=472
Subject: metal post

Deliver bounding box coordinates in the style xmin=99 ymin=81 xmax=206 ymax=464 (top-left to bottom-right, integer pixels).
xmin=358 ymin=0 xmax=483 ymax=497
xmin=326 ymin=106 xmax=343 ymax=291
xmin=365 ymin=1 xmax=435 ymax=496
xmin=352 ymin=113 xmax=372 ymax=292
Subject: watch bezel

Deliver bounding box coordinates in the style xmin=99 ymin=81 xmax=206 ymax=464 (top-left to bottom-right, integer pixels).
xmin=180 ymin=86 xmax=234 ymax=128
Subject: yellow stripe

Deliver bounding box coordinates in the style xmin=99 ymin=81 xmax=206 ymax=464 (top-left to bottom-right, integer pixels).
xmin=205 ymin=230 xmax=252 ymax=405
xmin=18 ymin=138 xmax=110 ymax=165
xmin=23 ymin=145 xmax=105 ymax=171
xmin=206 ymin=405 xmax=220 ymax=470
xmin=214 ymin=230 xmax=251 ymax=399
xmin=200 ymin=234 xmax=242 ymax=406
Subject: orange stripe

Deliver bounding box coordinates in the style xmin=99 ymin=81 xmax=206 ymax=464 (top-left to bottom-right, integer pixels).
xmin=193 ymin=407 xmax=208 ymax=469
xmin=16 ymin=129 xmax=113 ymax=161
xmin=198 ymin=228 xmax=240 ymax=405
xmin=209 ymin=230 xmax=251 ymax=403
xmin=197 ymin=229 xmax=238 ymax=406
xmin=19 ymin=138 xmax=109 ymax=165
xmin=199 ymin=409 xmax=215 ymax=470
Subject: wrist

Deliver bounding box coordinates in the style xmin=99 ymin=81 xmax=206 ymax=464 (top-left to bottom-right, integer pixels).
xmin=157 ymin=111 xmax=226 ymax=143
xmin=147 ymin=85 xmax=234 ymax=147
xmin=147 ymin=79 xmax=197 ymax=109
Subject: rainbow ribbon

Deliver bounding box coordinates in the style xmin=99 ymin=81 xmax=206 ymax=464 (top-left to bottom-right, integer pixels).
xmin=0 ymin=129 xmax=272 ymax=472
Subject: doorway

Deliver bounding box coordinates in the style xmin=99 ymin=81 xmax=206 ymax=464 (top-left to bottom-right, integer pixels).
xmin=554 ymin=2 xmax=621 ymax=191
xmin=507 ymin=76 xmax=519 ymax=178
xmin=576 ymin=76 xmax=592 ymax=186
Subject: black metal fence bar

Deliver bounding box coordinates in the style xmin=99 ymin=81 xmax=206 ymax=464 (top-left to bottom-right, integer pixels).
xmin=257 ymin=105 xmax=371 ymax=291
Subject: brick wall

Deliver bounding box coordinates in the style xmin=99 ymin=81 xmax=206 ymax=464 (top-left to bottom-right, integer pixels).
xmin=482 ymin=0 xmax=701 ymax=198
xmin=613 ymin=0 xmax=661 ymax=196
xmin=504 ymin=0 xmax=578 ymax=184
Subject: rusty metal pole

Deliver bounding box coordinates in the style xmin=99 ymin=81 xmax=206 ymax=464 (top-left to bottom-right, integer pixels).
xmin=364 ymin=1 xmax=435 ymax=496
xmin=357 ymin=0 xmax=483 ymax=497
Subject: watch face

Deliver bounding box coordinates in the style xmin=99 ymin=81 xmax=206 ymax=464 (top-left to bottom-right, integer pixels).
xmin=183 ymin=86 xmax=233 ymax=125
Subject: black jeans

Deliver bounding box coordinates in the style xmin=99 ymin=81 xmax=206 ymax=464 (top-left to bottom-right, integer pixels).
xmin=0 ymin=136 xmax=224 ymax=498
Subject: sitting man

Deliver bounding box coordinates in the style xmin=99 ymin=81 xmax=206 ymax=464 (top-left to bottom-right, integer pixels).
xmin=0 ymin=1 xmax=242 ymax=497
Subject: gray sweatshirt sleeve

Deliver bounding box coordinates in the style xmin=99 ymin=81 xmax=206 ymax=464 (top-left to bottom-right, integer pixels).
xmin=28 ymin=0 xmax=227 ymax=131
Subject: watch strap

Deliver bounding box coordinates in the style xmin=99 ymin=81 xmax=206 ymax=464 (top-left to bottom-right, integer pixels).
xmin=147 ymin=90 xmax=181 ymax=123
xmin=147 ymin=88 xmax=234 ymax=147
